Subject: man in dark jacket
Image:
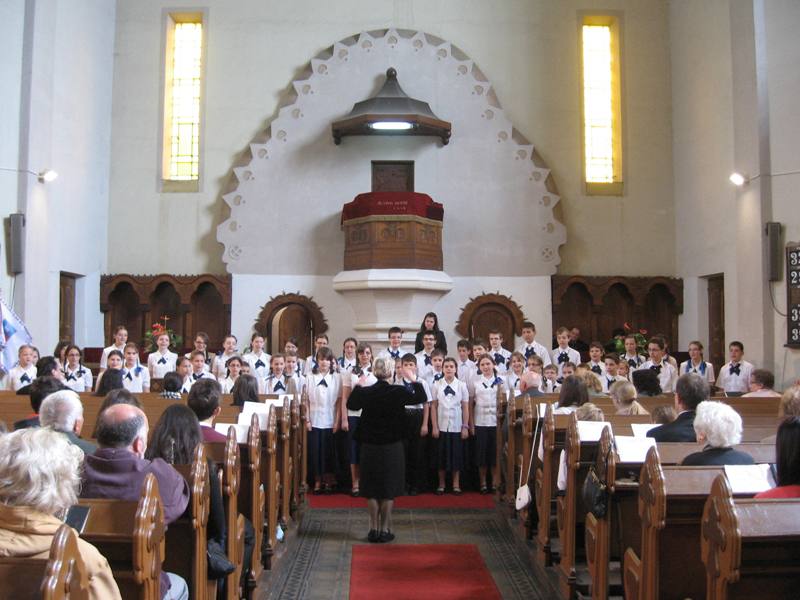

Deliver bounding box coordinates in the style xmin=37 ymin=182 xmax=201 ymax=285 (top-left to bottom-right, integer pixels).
xmin=81 ymin=403 xmax=190 ymax=600
xmin=647 ymin=373 xmax=708 ymax=443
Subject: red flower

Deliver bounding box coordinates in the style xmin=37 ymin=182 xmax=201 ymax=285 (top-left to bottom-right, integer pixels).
xmin=623 ymin=323 xmax=631 ymax=331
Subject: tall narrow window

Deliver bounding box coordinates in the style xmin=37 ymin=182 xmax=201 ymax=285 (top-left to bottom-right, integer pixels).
xmin=162 ymin=14 xmax=203 ymax=191
xmin=581 ymin=16 xmax=623 ymax=195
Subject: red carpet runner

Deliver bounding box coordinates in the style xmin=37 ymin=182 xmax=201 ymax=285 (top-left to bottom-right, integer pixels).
xmin=350 ymin=544 xmax=502 ymax=600
xmin=307 ymin=492 xmax=495 ymax=510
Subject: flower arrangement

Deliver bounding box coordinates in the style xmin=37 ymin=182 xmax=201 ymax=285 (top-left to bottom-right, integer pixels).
xmin=610 ymin=322 xmax=649 ymax=356
xmin=143 ymin=315 xmax=183 ymax=353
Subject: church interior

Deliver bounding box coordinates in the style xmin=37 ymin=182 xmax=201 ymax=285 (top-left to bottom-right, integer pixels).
xmin=1 ymin=0 xmax=800 ymax=598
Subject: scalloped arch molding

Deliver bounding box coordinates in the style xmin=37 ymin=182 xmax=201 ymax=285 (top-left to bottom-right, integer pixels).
xmin=217 ymin=29 xmax=566 ymax=276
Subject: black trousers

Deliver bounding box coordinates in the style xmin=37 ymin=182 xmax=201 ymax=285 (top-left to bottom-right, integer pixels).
xmin=403 ymin=409 xmax=427 ymax=491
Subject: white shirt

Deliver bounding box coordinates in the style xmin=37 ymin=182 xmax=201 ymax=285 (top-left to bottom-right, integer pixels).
xmin=263 ymin=373 xmax=291 ymax=395
xmin=415 ymin=351 xmax=435 ymax=384
xmin=471 ymin=374 xmax=502 ymax=427
xmin=517 ymin=341 xmax=552 ymax=367
xmin=587 ymin=361 xmax=606 ymax=377
xmin=433 ymin=378 xmax=468 ymax=433
xmin=183 ymin=370 xmax=216 ymax=393
xmin=621 ymin=353 xmax=647 ymax=370
xmin=457 ymin=358 xmax=477 ymax=384
xmin=488 ymin=347 xmax=512 ymax=374
xmin=678 ymin=360 xmax=716 ymax=385
xmin=550 ymin=347 xmax=581 ymax=377
xmin=6 ymin=364 xmax=36 ymax=391
xmin=306 ymin=372 xmax=340 ymax=429
xmin=147 ymin=350 xmax=178 ymax=379
xmin=505 ymin=371 xmax=524 ymax=395
xmin=338 ymin=356 xmax=357 ymax=373
xmin=344 ymin=369 xmax=377 ymax=417
xmin=716 ymin=360 xmax=754 ymax=394
xmin=99 ymin=344 xmax=125 ymax=369
xmin=63 ymin=364 xmax=93 ymax=392
xmin=219 ymin=376 xmax=237 ymax=394
xmin=244 ymin=351 xmax=271 ymax=379
xmin=122 ymin=365 xmax=150 ymax=393
xmin=601 ymin=374 xmax=626 ymax=393
xmin=639 ymin=360 xmax=678 ymax=393
xmin=542 ymin=378 xmax=560 ymax=394
xmin=377 ymin=347 xmax=407 ymax=362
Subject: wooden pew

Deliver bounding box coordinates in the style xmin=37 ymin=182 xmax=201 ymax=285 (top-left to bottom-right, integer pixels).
xmin=260 ymin=405 xmax=281 ymax=569
xmin=275 ymin=397 xmax=292 ymax=529
xmin=165 ymin=444 xmax=210 ymax=600
xmin=514 ymin=397 xmax=537 ymax=538
xmin=0 ymin=524 xmax=91 ymax=600
xmin=289 ymin=394 xmax=302 ymax=519
xmin=534 ymin=403 xmax=569 ymax=566
xmin=238 ymin=413 xmax=264 ymax=583
xmin=702 ymin=474 xmax=800 ymax=600
xmin=78 ymin=472 xmax=164 ymax=600
xmin=205 ymin=428 xmax=246 ymax=600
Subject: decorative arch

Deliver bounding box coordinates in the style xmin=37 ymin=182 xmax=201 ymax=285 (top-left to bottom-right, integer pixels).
xmin=217 ymin=28 xmax=566 ymax=276
xmin=254 ymin=293 xmax=329 ymax=357
xmin=456 ymin=293 xmax=526 ymax=350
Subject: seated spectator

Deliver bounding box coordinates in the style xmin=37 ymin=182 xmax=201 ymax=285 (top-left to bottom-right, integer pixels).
xmin=576 ymin=369 xmax=604 ymax=396
xmin=632 ymin=368 xmax=663 ymax=397
xmin=36 ymin=356 xmax=64 ymax=380
xmin=81 ymin=404 xmax=190 ymax=600
xmin=39 ymin=389 xmax=97 ymax=455
xmin=160 ymin=371 xmax=184 ymax=400
xmin=91 ymin=388 xmax=142 ymax=438
xmin=651 ymin=405 xmax=677 ymax=425
xmin=609 ymin=380 xmax=649 ymax=415
xmin=0 ymin=428 xmax=121 ymax=599
xmin=187 ymin=379 xmax=227 ymax=443
xmin=681 ymin=401 xmax=754 ymax=466
xmin=647 ymin=374 xmax=707 ymax=442
xmin=94 ymin=368 xmax=124 ymax=397
xmin=755 ymin=417 xmax=800 ymax=498
xmin=13 ymin=376 xmax=67 ymax=430
xmin=555 ymin=376 xmax=588 ymax=414
xmin=146 ymin=404 xmax=255 ymax=591
xmin=231 ymin=373 xmax=260 ymax=407
xmin=743 ymin=368 xmax=781 ymax=397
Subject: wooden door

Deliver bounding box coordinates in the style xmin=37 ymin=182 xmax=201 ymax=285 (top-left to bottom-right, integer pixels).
xmin=469 ymin=303 xmax=514 ymax=351
xmin=272 ymin=304 xmax=312 ymax=358
xmin=707 ymin=275 xmax=725 ymax=372
xmin=59 ymin=273 xmax=76 ymax=342
xmin=553 ymin=283 xmax=594 ymax=344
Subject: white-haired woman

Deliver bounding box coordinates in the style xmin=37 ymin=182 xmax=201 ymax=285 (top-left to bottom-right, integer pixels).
xmin=681 ymin=401 xmax=755 ymax=466
xmin=346 ymin=357 xmax=427 ymax=544
xmin=0 ymin=428 xmax=121 ymax=599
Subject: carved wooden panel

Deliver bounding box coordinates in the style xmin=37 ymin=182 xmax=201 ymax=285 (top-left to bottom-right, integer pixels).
xmin=343 ymin=217 xmax=443 ymax=270
xmin=372 ymin=161 xmax=414 ymax=192
xmin=456 ymin=293 xmax=526 ymax=350
xmin=552 ymin=276 xmax=683 ymax=348
xmin=100 ymin=274 xmax=231 ymax=349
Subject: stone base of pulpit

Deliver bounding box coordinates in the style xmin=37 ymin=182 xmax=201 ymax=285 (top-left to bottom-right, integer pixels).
xmin=332 ymin=269 xmax=453 ymax=346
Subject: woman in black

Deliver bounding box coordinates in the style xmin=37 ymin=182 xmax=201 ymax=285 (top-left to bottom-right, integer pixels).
xmin=346 ymin=357 xmax=427 ymax=543
xmin=413 ymin=312 xmax=448 ymax=354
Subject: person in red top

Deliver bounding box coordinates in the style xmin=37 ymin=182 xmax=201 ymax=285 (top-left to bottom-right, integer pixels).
xmin=755 ymin=417 xmax=800 ymax=499
xmin=187 ymin=379 xmax=228 ymax=443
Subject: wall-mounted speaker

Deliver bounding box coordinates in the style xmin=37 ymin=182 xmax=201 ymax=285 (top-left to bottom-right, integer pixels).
xmin=9 ymin=212 xmax=25 ymax=275
xmin=766 ymin=221 xmax=782 ymax=282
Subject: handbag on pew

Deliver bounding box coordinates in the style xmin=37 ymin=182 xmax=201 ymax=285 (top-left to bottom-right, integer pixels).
xmin=515 ymin=406 xmax=543 ymax=511
xmin=581 ymin=443 xmax=614 ymax=519
xmin=207 ymin=537 xmax=236 ymax=579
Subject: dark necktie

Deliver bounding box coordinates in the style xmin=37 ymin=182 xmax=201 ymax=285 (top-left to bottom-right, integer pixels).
xmin=274 ymin=380 xmax=285 ymax=392
xmin=255 ymin=359 xmax=265 ymax=369
xmin=591 ymin=364 xmax=602 ymax=375
xmin=193 ymin=373 xmax=202 ymax=380
xmin=20 ymin=373 xmax=31 ymax=384
xmin=434 ymin=373 xmax=444 ymax=381
xmin=729 ymin=363 xmax=741 ymax=376
xmin=494 ymin=353 xmax=505 ymax=365
xmin=424 ymin=355 xmax=431 ymax=366
xmin=524 ymin=347 xmax=535 ymax=359
xmin=628 ymin=358 xmax=637 ymax=368
xmin=158 ymin=357 xmax=167 ymax=365
xmin=390 ymin=350 xmax=400 ymax=359
xmin=125 ymin=372 xmax=133 ymax=381
xmin=444 ymin=385 xmax=455 ymax=396
xmin=558 ymin=352 xmax=569 ymax=364
xmin=66 ymin=373 xmax=76 ymax=382
xmin=318 ymin=378 xmax=328 ymax=388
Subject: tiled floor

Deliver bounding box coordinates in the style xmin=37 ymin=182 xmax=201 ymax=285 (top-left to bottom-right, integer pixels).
xmin=259 ymin=506 xmax=559 ymax=599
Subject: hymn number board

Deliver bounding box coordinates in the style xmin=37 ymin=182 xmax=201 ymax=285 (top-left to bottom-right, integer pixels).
xmin=788 ymin=243 xmax=800 ymax=348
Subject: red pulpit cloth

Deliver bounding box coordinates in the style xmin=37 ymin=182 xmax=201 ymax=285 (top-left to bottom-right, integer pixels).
xmin=341 ymin=192 xmax=444 ymax=223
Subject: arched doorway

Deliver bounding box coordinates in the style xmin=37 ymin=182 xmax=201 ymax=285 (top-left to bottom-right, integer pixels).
xmin=456 ymin=293 xmax=526 ymax=351
xmin=255 ymin=293 xmax=328 ymax=358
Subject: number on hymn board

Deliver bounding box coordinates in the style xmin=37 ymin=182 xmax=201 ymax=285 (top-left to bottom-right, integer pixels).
xmin=793 ymin=306 xmax=800 ymax=322
xmin=790 ymin=248 xmax=800 ymax=267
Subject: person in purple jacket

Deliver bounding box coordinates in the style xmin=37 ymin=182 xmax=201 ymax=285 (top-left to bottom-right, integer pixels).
xmin=80 ymin=403 xmax=190 ymax=600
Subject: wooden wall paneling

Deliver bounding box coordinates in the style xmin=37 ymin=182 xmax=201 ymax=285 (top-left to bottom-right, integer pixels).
xmin=191 ymin=282 xmax=226 ymax=349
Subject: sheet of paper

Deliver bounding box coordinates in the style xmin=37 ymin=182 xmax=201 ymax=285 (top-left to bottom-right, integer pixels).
xmin=724 ymin=464 xmax=776 ymax=495
xmin=576 ymin=420 xmax=611 ymax=442
xmin=614 ymin=435 xmax=656 ymax=463
xmin=631 ymin=423 xmax=660 ymax=438
xmin=238 ymin=410 xmax=269 ymax=430
xmin=213 ymin=423 xmax=249 ymax=443
xmin=538 ymin=403 xmax=548 ymax=417
xmin=241 ymin=401 xmax=270 ymax=415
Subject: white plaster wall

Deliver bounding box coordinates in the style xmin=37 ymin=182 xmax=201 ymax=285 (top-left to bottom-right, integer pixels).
xmin=232 ymin=273 xmax=551 ymax=356
xmin=109 ymin=0 xmax=675 ymax=277
xmin=12 ymin=0 xmax=115 ymax=350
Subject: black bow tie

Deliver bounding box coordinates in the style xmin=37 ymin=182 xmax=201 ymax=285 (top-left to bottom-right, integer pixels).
xmin=434 ymin=373 xmax=444 ymax=381
xmin=274 ymin=380 xmax=285 ymax=392
xmin=404 ymin=381 xmax=414 ymax=392
xmin=158 ymin=357 xmax=167 ymax=365
xmin=66 ymin=373 xmax=76 ymax=382
xmin=651 ymin=365 xmax=662 ymax=375
xmin=558 ymin=352 xmax=569 ymax=364
xmin=390 ymin=350 xmax=400 ymax=359
xmin=494 ymin=353 xmax=506 ymax=365
xmin=193 ymin=373 xmax=202 ymax=380
xmin=21 ymin=373 xmax=31 ymax=383
xmin=591 ymin=364 xmax=602 ymax=375
xmin=125 ymin=372 xmax=133 ymax=381
xmin=513 ymin=378 xmax=520 ymax=388
xmin=255 ymin=359 xmax=265 ymax=369
xmin=318 ymin=378 xmax=328 ymax=387
xmin=444 ymin=385 xmax=455 ymax=396
xmin=424 ymin=355 xmax=431 ymax=366
xmin=628 ymin=358 xmax=637 ymax=368
xmin=729 ymin=363 xmax=741 ymax=376
xmin=524 ymin=347 xmax=535 ymax=359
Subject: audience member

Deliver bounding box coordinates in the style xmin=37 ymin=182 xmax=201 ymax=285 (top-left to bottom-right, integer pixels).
xmin=681 ymin=401 xmax=754 ymax=465
xmin=651 ymin=405 xmax=677 ymax=425
xmin=12 ymin=376 xmax=68 ymax=430
xmin=187 ymin=379 xmax=227 ymax=442
xmin=632 ymin=368 xmax=662 ymax=397
xmin=0 ymin=428 xmax=121 ymax=599
xmin=39 ymin=389 xmax=97 ymax=455
xmin=160 ymin=371 xmax=183 ymax=400
xmin=743 ymin=368 xmax=781 ymax=397
xmin=647 ymin=374 xmax=708 ymax=442
xmin=609 ymin=380 xmax=648 ymax=415
xmin=231 ymin=373 xmax=260 ymax=407
xmin=755 ymin=417 xmax=800 ymax=499
xmin=94 ymin=368 xmax=124 ymax=397
xmin=555 ymin=376 xmax=588 ymax=413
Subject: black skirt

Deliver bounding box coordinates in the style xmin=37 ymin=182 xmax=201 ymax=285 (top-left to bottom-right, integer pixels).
xmin=436 ymin=432 xmax=464 ymax=471
xmin=359 ymin=440 xmax=405 ymax=500
xmin=474 ymin=426 xmax=497 ymax=467
xmin=308 ymin=427 xmax=335 ymax=477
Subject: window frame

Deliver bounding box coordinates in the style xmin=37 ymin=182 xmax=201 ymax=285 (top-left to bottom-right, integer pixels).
xmin=579 ymin=13 xmax=625 ymax=197
xmin=158 ymin=9 xmax=207 ymax=193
